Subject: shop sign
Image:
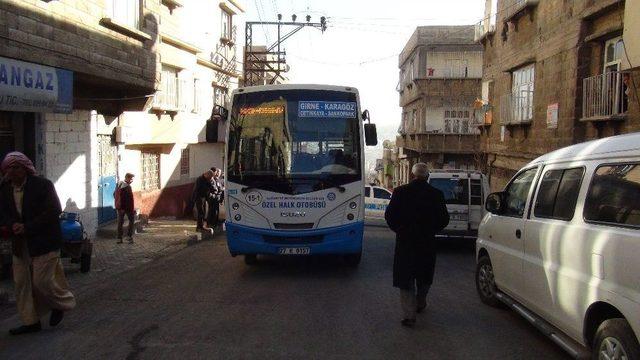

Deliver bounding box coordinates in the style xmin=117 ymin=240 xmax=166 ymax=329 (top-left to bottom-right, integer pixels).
xmin=0 ymin=56 xmax=73 ymax=113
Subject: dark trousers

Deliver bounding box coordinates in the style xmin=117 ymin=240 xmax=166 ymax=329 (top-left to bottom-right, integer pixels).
xmin=117 ymin=210 xmax=135 ymax=239
xmin=400 ymin=278 xmax=430 ymax=320
xmin=207 ymin=198 xmax=220 ymax=227
xmin=195 ymin=197 xmax=207 ymax=229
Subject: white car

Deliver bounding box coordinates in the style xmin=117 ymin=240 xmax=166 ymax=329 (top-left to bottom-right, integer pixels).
xmin=476 ymin=133 xmax=640 ymax=359
xmin=428 ymin=170 xmax=490 ymax=238
xmin=364 ymin=185 xmax=392 ymax=218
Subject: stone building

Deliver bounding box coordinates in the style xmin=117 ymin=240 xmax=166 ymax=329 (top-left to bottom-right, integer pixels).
xmin=394 ymin=26 xmax=483 ymax=185
xmin=0 ymin=0 xmax=244 ymax=234
xmin=476 ymin=0 xmax=640 ymax=191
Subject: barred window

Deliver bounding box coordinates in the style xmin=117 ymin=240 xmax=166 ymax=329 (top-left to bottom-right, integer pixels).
xmin=109 ymin=0 xmax=139 ymax=29
xmin=141 ymin=151 xmax=160 ymax=191
xmin=180 ymin=148 xmax=190 ymax=176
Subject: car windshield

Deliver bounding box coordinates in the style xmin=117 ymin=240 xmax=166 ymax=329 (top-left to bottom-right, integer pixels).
xmin=227 ymin=89 xmax=361 ymax=194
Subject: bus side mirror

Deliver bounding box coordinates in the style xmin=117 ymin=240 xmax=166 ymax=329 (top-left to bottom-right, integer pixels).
xmin=362 ymin=110 xmax=370 ymax=121
xmin=364 ymin=123 xmax=378 ymax=146
xmin=212 ymin=105 xmax=229 ymax=120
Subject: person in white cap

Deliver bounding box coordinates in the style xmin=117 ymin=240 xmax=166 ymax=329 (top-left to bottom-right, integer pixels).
xmin=384 ymin=162 xmax=449 ymax=328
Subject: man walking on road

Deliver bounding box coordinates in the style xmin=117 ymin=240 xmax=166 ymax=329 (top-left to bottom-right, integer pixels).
xmin=115 ymin=173 xmax=135 ymax=244
xmin=192 ymin=170 xmax=215 ymax=231
xmin=384 ymin=163 xmax=449 ymax=328
xmin=207 ymin=167 xmax=222 ymax=230
xmin=0 ymin=152 xmax=76 ymax=335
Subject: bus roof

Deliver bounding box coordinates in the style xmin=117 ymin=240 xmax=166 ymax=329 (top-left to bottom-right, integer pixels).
xmin=233 ymin=84 xmax=360 ymax=95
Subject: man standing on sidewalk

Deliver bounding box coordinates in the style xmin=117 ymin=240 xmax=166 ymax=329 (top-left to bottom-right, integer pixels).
xmin=207 ymin=167 xmax=222 ymax=230
xmin=115 ymin=173 xmax=135 ymax=244
xmin=0 ymin=152 xmax=76 ymax=335
xmin=384 ymin=163 xmax=449 ymax=328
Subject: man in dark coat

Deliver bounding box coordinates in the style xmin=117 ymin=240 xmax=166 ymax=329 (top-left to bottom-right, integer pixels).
xmin=384 ymin=162 xmax=449 ymax=327
xmin=115 ymin=173 xmax=135 ymax=244
xmin=0 ymin=152 xmax=76 ymax=335
xmin=207 ymin=167 xmax=222 ymax=230
xmin=192 ymin=170 xmax=215 ymax=231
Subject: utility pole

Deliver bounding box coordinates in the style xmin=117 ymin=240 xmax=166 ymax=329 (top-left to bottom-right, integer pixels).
xmin=244 ymin=14 xmax=327 ymax=86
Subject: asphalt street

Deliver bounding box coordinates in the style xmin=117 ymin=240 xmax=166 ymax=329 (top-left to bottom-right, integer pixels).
xmin=0 ymin=224 xmax=570 ymax=359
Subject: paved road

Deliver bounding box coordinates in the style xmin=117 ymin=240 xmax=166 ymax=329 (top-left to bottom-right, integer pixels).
xmin=0 ymin=226 xmax=569 ymax=359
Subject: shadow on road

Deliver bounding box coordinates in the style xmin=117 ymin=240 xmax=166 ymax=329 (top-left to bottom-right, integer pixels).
xmin=436 ymin=237 xmax=476 ymax=254
xmin=238 ymin=255 xmax=360 ymax=280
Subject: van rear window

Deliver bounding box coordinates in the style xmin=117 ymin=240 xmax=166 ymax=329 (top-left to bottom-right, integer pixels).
xmin=430 ymin=178 xmax=469 ymax=205
xmin=584 ymin=164 xmax=640 ymax=228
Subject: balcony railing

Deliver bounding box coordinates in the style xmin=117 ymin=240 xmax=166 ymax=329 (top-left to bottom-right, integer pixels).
xmin=474 ymin=18 xmax=495 ymax=42
xmin=499 ymin=90 xmax=534 ymax=125
xmin=503 ymin=0 xmax=539 ymax=23
xmin=582 ymin=71 xmax=628 ymax=121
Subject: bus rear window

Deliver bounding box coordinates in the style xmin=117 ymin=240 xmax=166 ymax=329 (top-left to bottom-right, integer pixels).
xmin=429 ymin=178 xmax=469 ymax=205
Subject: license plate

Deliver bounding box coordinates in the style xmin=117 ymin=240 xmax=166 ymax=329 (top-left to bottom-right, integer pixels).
xmin=450 ymin=214 xmax=468 ymax=221
xmin=278 ymin=247 xmax=311 ymax=255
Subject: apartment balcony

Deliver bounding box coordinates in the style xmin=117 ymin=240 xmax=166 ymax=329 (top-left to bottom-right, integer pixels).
xmin=474 ymin=18 xmax=496 ymax=42
xmin=499 ymin=91 xmax=534 ymax=125
xmin=503 ymin=0 xmax=539 ymax=24
xmin=396 ymin=133 xmax=479 ymax=155
xmin=582 ymin=71 xmax=629 ymax=122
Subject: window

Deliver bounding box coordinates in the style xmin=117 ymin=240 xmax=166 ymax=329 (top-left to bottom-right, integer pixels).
xmin=180 ymin=148 xmax=189 ymax=176
xmin=471 ymin=179 xmax=483 ymax=205
xmin=584 ymin=163 xmax=640 ymax=227
xmin=141 ymin=151 xmax=160 ymax=191
xmin=365 ymin=186 xmax=371 ymax=197
xmin=155 ymin=65 xmax=179 ymax=110
xmin=192 ymin=79 xmax=200 ymax=113
xmin=604 ymin=37 xmax=624 ymax=73
xmin=430 ymin=178 xmax=469 ymax=205
xmin=109 ymin=0 xmax=139 ymax=29
xmin=221 ymin=10 xmax=232 ymax=40
xmin=214 ymin=86 xmax=228 ymax=107
xmin=503 ymin=168 xmax=538 ymax=217
xmin=511 ymin=64 xmax=535 ymax=122
xmin=444 ymin=108 xmax=472 ymax=134
xmin=534 ymin=168 xmax=584 ymax=220
xmin=374 ymin=188 xmax=391 ymax=200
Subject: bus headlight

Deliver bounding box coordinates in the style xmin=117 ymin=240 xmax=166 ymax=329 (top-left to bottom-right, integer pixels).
xmin=234 ymin=214 xmax=242 ymax=221
xmin=347 ymin=213 xmax=354 ymax=221
xmin=232 ymin=202 xmax=240 ymax=210
xmin=349 ymin=202 xmax=357 ymax=209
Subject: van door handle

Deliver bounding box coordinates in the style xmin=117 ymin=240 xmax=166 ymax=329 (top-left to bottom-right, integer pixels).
xmin=515 ymin=229 xmax=522 ymax=239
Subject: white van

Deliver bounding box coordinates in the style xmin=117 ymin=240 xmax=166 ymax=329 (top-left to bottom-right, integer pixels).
xmin=364 ymin=185 xmax=392 ymax=218
xmin=476 ymin=133 xmax=640 ymax=359
xmin=428 ymin=170 xmax=490 ymax=238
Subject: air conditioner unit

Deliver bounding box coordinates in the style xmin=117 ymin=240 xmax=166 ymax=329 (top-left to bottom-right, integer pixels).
xmin=114 ymin=126 xmax=130 ymax=143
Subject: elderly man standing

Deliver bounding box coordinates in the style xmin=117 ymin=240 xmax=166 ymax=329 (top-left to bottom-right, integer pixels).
xmin=192 ymin=169 xmax=215 ymax=231
xmin=0 ymin=152 xmax=76 ymax=335
xmin=384 ymin=163 xmax=449 ymax=328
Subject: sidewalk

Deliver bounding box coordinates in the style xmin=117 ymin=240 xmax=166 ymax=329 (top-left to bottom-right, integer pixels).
xmin=0 ymin=219 xmax=223 ymax=307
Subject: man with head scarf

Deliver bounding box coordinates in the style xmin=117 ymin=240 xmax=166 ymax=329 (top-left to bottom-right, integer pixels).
xmin=0 ymin=152 xmax=76 ymax=335
xmin=384 ymin=162 xmax=449 ymax=328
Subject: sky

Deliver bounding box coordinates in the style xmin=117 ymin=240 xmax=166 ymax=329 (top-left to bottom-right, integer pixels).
xmin=242 ymin=0 xmax=484 ymax=172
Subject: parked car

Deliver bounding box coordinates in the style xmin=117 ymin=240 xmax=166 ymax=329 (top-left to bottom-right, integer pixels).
xmin=428 ymin=170 xmax=490 ymax=238
xmin=475 ymin=133 xmax=640 ymax=359
xmin=364 ymin=185 xmax=392 ymax=218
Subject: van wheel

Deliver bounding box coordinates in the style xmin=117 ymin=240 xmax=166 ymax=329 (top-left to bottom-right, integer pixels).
xmin=344 ymin=253 xmax=362 ymax=267
xmin=80 ymin=252 xmax=91 ymax=273
xmin=476 ymin=256 xmax=501 ymax=307
xmin=244 ymin=254 xmax=257 ymax=265
xmin=592 ymin=318 xmax=640 ymax=360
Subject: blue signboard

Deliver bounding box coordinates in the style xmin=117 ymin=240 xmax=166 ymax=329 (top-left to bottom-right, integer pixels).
xmin=298 ymin=101 xmax=357 ymax=118
xmin=0 ymin=56 xmax=73 ymax=113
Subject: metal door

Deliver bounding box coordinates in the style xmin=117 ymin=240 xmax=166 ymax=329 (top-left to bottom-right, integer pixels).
xmin=98 ymin=134 xmax=118 ymax=224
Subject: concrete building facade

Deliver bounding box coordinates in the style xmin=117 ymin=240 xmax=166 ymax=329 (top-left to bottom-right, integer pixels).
xmin=476 ymin=0 xmax=640 ymax=191
xmin=0 ymin=0 xmax=243 ymax=235
xmin=395 ymin=26 xmax=483 ymax=185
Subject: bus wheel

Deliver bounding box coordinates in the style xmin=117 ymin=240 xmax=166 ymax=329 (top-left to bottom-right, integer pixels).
xmin=344 ymin=253 xmax=361 ymax=267
xmin=244 ymin=254 xmax=258 ymax=265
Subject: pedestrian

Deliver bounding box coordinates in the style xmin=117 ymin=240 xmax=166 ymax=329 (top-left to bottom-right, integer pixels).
xmin=0 ymin=152 xmax=76 ymax=335
xmin=192 ymin=170 xmax=215 ymax=231
xmin=115 ymin=173 xmax=135 ymax=244
xmin=384 ymin=162 xmax=449 ymax=328
xmin=207 ymin=167 xmax=223 ymax=230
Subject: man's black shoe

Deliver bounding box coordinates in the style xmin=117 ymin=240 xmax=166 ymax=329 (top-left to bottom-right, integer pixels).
xmin=50 ymin=309 xmax=64 ymax=327
xmin=9 ymin=322 xmax=41 ymax=335
xmin=401 ymin=318 xmax=416 ymax=328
